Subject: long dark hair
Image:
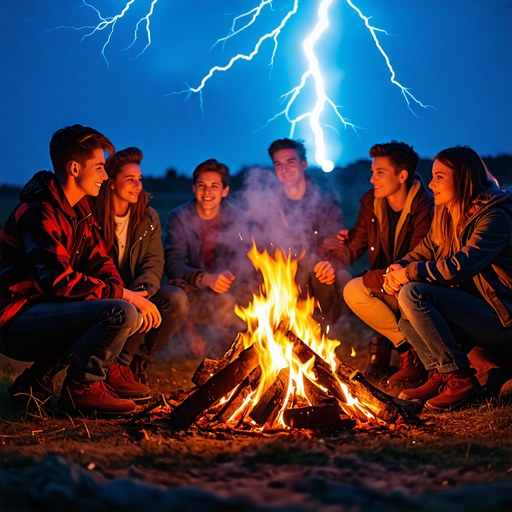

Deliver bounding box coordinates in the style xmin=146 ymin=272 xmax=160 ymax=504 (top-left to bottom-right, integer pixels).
xmin=432 ymin=146 xmax=499 ymax=259
xmin=94 ymin=147 xmax=150 ymax=252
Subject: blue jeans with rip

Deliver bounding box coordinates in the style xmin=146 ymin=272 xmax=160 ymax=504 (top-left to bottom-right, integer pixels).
xmin=397 ymin=282 xmax=512 ymax=373
xmin=3 ymin=299 xmax=140 ymax=382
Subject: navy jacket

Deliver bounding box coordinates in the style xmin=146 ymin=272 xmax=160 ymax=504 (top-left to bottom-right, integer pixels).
xmin=398 ymin=189 xmax=512 ymax=328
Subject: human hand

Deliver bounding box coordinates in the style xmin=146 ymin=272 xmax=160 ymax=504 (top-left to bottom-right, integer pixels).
xmin=202 ymin=270 xmax=235 ymax=293
xmin=383 ymin=268 xmax=409 ymax=295
xmin=131 ymin=286 xmax=149 ymax=298
xmin=314 ymin=261 xmax=335 ymax=285
xmin=336 ymin=229 xmax=349 ymax=244
xmin=122 ymin=288 xmax=162 ymax=333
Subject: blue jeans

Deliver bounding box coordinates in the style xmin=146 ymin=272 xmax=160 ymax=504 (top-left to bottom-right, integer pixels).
xmin=119 ymin=285 xmax=188 ymax=364
xmin=3 ymin=299 xmax=139 ymax=381
xmin=397 ymin=282 xmax=512 ymax=373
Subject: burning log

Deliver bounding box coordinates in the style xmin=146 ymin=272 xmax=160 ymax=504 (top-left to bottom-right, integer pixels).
xmin=302 ymin=374 xmax=336 ymax=407
xmin=192 ymin=332 xmax=246 ymax=387
xmin=249 ymin=368 xmax=290 ymax=427
xmin=285 ymin=329 xmax=419 ymax=424
xmin=282 ymin=405 xmax=355 ymax=430
xmin=335 ymin=361 xmax=423 ymax=420
xmin=214 ymin=367 xmax=262 ymax=424
xmin=170 ymin=344 xmax=258 ymax=430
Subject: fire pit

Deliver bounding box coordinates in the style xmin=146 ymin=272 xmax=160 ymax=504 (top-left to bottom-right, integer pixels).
xmin=142 ymin=245 xmax=422 ymax=433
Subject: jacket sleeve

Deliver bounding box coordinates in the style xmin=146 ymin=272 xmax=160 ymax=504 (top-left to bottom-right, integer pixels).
xmin=405 ymin=211 xmax=510 ymax=285
xmin=18 ymin=205 xmax=123 ymax=301
xmin=164 ymin=209 xmax=202 ymax=286
xmin=129 ymin=210 xmax=164 ymax=297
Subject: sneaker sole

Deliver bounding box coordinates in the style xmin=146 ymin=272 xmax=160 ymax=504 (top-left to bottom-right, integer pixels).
xmin=424 ymin=389 xmax=486 ymax=412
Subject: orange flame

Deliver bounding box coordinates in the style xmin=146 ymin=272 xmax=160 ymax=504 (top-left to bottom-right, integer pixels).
xmin=351 ymin=347 xmax=356 ymax=357
xmin=224 ymin=243 xmax=375 ymax=428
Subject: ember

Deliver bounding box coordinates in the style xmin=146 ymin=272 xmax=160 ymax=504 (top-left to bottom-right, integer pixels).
xmin=167 ymin=244 xmax=421 ymax=432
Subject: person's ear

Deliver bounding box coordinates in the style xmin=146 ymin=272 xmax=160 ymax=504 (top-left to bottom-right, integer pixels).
xmin=66 ymin=160 xmax=81 ymax=178
xmin=399 ymin=170 xmax=408 ymax=184
xmin=222 ymin=186 xmax=229 ymax=198
xmin=301 ymin=159 xmax=307 ymax=171
xmin=192 ymin=184 xmax=197 ymax=194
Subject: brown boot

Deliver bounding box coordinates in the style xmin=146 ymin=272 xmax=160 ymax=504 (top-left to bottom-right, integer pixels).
xmin=365 ymin=337 xmax=392 ymax=382
xmin=388 ymin=347 xmax=427 ymax=386
xmin=398 ymin=370 xmax=446 ymax=403
xmin=425 ymin=367 xmax=486 ymax=411
xmin=129 ymin=355 xmax=149 ymax=386
xmin=106 ymin=361 xmax=150 ymax=399
xmin=58 ymin=376 xmax=136 ymax=416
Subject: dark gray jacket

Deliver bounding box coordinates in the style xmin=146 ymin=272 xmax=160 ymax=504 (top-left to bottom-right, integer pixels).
xmin=398 ymin=189 xmax=512 ymax=327
xmin=164 ymin=200 xmax=252 ymax=287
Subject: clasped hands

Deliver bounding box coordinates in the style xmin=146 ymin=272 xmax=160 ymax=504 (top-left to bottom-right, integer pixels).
xmin=383 ymin=264 xmax=409 ymax=295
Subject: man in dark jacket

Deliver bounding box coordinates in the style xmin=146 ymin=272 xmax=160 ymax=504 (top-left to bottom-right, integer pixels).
xmin=164 ymin=159 xmax=253 ymax=357
xmin=326 ymin=141 xmax=433 ymax=385
xmin=0 ymin=125 xmax=161 ymax=415
xmin=251 ymin=138 xmax=346 ymax=331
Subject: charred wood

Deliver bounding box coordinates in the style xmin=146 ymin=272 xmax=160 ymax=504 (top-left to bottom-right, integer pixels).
xmin=192 ymin=332 xmax=246 ymax=386
xmin=214 ymin=367 xmax=262 ymax=424
xmin=170 ymin=344 xmax=258 ymax=430
xmin=282 ymin=405 xmax=355 ymax=430
xmin=249 ymin=368 xmax=289 ymax=427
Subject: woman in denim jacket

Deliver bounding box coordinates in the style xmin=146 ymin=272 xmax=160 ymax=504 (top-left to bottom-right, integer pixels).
xmin=384 ymin=146 xmax=512 ymax=411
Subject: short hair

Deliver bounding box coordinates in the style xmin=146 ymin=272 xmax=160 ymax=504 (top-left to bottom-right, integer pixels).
xmin=268 ymin=138 xmax=307 ymax=162
xmin=49 ymin=124 xmax=115 ymax=176
xmin=369 ymin=141 xmax=419 ymax=189
xmin=105 ymin=147 xmax=143 ymax=178
xmin=192 ymin=158 xmax=230 ymax=188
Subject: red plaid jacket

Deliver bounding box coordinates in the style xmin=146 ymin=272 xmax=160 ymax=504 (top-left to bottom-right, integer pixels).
xmin=0 ymin=171 xmax=124 ymax=346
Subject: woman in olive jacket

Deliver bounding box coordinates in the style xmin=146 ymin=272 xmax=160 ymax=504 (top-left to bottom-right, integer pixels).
xmin=93 ymin=148 xmax=188 ymax=392
xmin=385 ymin=146 xmax=512 ymax=411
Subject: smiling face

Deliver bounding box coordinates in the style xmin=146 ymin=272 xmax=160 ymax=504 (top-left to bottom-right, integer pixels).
xmin=272 ymin=148 xmax=307 ymax=188
xmin=193 ymin=171 xmax=229 ymax=219
xmin=111 ymin=163 xmax=143 ymax=215
xmin=430 ymin=159 xmax=455 ymax=208
xmin=75 ymin=148 xmax=108 ymax=198
xmin=370 ymin=156 xmax=407 ymax=200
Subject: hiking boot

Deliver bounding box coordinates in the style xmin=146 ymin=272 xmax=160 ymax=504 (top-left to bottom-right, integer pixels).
xmin=58 ymin=375 xmax=137 ymax=416
xmin=425 ymin=367 xmax=486 ymax=411
xmin=388 ymin=347 xmax=427 ymax=386
xmin=365 ymin=337 xmax=392 ymax=381
xmin=106 ymin=360 xmax=150 ymax=399
xmin=8 ymin=368 xmax=53 ymax=408
xmin=129 ymin=354 xmax=149 ymax=386
xmin=398 ymin=369 xmax=446 ymax=403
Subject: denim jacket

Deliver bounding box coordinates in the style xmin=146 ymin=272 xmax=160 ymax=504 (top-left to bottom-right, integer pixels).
xmin=397 ymin=189 xmax=512 ymax=327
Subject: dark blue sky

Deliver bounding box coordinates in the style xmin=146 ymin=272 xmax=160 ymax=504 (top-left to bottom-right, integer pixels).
xmin=1 ymin=0 xmax=511 ymax=186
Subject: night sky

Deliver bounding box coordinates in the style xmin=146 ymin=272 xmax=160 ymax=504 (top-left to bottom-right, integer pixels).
xmin=0 ymin=0 xmax=511 ymax=186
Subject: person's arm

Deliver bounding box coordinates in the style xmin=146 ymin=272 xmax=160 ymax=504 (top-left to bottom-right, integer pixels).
xmin=18 ymin=206 xmax=123 ymax=300
xmin=129 ymin=209 xmax=164 ymax=297
xmin=164 ymin=208 xmax=203 ymax=286
xmin=406 ymin=211 xmax=510 ymax=285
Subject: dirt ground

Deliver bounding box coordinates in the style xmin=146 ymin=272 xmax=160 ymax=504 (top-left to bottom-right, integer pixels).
xmin=1 ymin=330 xmax=512 ymax=512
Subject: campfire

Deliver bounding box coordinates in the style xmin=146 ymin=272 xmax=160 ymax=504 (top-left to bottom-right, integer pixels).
xmin=156 ymin=244 xmax=421 ymax=433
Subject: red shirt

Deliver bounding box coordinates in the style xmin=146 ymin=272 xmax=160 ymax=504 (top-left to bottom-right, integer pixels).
xmin=197 ymin=213 xmax=221 ymax=272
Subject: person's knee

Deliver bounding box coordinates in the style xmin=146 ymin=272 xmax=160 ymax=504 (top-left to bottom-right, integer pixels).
xmin=397 ymin=282 xmax=421 ymax=309
xmin=109 ymin=300 xmax=139 ymax=331
xmin=343 ymin=276 xmax=369 ymax=307
xmin=155 ymin=285 xmax=189 ymax=314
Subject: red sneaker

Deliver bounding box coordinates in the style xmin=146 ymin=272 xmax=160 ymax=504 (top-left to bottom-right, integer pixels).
xmin=129 ymin=354 xmax=149 ymax=386
xmin=425 ymin=367 xmax=486 ymax=411
xmin=106 ymin=361 xmax=150 ymax=399
xmin=58 ymin=376 xmax=136 ymax=416
xmin=398 ymin=369 xmax=446 ymax=403
xmin=388 ymin=347 xmax=428 ymax=386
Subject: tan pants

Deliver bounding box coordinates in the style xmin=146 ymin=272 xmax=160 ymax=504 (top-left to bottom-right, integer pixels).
xmin=343 ymin=276 xmax=407 ymax=348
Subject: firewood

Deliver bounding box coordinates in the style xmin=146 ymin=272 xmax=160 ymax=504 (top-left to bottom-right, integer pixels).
xmin=302 ymin=374 xmax=337 ymax=406
xmin=192 ymin=332 xmax=246 ymax=386
xmin=282 ymin=405 xmax=355 ymax=430
xmin=249 ymin=367 xmax=289 ymax=427
xmin=170 ymin=344 xmax=258 ymax=430
xmin=214 ymin=367 xmax=262 ymax=424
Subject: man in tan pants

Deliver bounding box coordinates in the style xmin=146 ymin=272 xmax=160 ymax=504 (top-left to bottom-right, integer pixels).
xmin=323 ymin=141 xmax=433 ymax=385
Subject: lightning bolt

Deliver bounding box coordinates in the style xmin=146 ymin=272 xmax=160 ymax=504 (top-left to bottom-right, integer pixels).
xmin=48 ymin=0 xmax=158 ymax=70
xmin=55 ymin=0 xmax=430 ymax=172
